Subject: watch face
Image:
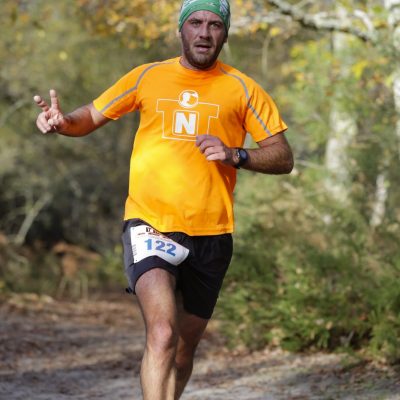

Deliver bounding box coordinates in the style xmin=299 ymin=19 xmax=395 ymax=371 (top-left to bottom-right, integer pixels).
xmin=237 ymin=148 xmax=248 ymax=167
xmin=239 ymin=149 xmax=248 ymax=161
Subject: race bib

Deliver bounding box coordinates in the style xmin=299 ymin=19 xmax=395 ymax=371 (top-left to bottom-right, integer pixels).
xmin=130 ymin=225 xmax=189 ymax=266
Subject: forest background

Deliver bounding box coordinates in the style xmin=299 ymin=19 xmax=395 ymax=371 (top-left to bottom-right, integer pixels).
xmin=0 ymin=0 xmax=399 ymax=364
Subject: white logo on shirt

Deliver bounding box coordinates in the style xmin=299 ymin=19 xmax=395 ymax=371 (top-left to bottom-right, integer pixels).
xmin=178 ymin=90 xmax=199 ymax=108
xmin=157 ymin=91 xmax=219 ymax=141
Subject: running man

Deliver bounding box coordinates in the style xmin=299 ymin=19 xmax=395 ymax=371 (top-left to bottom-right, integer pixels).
xmin=34 ymin=0 xmax=294 ymax=398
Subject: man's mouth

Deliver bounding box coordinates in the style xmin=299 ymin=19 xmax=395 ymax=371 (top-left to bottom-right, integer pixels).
xmin=194 ymin=46 xmax=212 ymax=55
xmin=195 ymin=43 xmax=212 ymax=51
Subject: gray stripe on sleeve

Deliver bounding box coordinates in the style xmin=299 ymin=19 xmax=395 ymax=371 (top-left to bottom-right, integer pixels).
xmin=100 ymin=62 xmax=173 ymax=114
xmin=220 ymin=67 xmax=272 ymax=137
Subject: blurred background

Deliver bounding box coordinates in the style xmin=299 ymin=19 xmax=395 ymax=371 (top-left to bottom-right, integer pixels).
xmin=0 ymin=0 xmax=399 ymax=363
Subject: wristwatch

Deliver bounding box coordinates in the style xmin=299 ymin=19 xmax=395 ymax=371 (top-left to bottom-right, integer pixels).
xmin=234 ymin=148 xmax=249 ymax=169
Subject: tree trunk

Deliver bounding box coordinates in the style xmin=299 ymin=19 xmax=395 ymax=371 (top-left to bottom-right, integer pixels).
xmin=370 ymin=0 xmax=400 ymax=226
xmin=370 ymin=170 xmax=389 ymax=228
xmin=324 ymin=7 xmax=357 ymax=202
xmin=384 ymin=0 xmax=400 ymax=156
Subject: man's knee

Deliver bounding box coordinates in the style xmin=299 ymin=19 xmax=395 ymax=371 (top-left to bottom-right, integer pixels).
xmin=175 ymin=339 xmax=197 ymax=374
xmin=147 ymin=320 xmax=178 ymax=355
xmin=175 ymin=354 xmax=193 ymax=378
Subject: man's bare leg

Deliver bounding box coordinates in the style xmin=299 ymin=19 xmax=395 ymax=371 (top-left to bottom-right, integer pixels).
xmin=135 ymin=268 xmax=178 ymax=400
xmin=174 ymin=306 xmax=209 ymax=399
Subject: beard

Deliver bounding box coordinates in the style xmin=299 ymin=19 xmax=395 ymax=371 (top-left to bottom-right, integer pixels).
xmin=180 ymin=33 xmax=226 ymax=70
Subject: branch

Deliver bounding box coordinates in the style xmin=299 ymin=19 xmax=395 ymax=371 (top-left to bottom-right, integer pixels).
xmin=0 ymin=99 xmax=30 ymax=128
xmin=265 ymin=0 xmax=376 ymax=43
xmin=13 ymin=192 xmax=52 ymax=246
xmin=231 ymin=12 xmax=289 ymax=33
xmin=354 ymin=9 xmax=375 ymax=34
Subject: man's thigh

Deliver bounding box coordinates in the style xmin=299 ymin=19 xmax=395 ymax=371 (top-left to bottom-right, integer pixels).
xmin=135 ymin=268 xmax=177 ymax=327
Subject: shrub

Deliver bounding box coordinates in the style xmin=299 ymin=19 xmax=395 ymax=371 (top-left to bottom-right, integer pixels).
xmin=218 ymin=173 xmax=400 ymax=363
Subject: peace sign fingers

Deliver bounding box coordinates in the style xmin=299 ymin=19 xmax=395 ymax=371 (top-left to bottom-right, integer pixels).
xmin=49 ymin=89 xmax=61 ymax=112
xmin=33 ymin=94 xmax=50 ymax=113
xmin=33 ymin=89 xmax=61 ymax=112
xmin=34 ymin=89 xmax=65 ymax=134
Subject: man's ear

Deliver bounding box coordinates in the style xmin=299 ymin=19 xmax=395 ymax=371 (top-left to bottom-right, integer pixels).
xmin=224 ymin=34 xmax=229 ymax=43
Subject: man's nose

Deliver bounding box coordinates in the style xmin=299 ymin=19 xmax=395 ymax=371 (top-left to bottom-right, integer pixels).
xmin=198 ymin=24 xmax=211 ymax=38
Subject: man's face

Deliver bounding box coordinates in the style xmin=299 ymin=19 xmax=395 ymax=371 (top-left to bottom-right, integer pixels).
xmin=180 ymin=10 xmax=227 ymax=70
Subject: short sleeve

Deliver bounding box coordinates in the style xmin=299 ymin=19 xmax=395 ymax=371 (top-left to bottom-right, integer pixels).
xmin=93 ymin=66 xmax=147 ymax=120
xmin=244 ymin=81 xmax=288 ymax=142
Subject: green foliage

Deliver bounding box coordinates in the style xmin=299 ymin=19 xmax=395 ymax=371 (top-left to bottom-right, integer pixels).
xmin=0 ymin=242 xmax=61 ymax=295
xmin=0 ymin=1 xmax=153 ymax=297
xmin=217 ymin=21 xmax=400 ymax=363
xmin=218 ymin=171 xmax=400 ymax=362
xmin=95 ymin=245 xmax=127 ymax=289
xmin=0 ymin=0 xmax=151 ymax=250
xmin=0 ymin=237 xmax=126 ymax=298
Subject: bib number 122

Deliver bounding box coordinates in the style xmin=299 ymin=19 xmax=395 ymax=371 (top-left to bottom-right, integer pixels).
xmin=145 ymin=238 xmax=177 ymax=257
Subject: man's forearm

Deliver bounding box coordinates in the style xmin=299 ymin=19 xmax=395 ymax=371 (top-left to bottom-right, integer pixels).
xmin=241 ymin=138 xmax=294 ymax=174
xmin=59 ymin=104 xmax=108 ymax=137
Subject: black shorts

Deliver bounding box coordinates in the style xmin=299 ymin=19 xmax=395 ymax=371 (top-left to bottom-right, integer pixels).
xmin=121 ymin=218 xmax=233 ymax=319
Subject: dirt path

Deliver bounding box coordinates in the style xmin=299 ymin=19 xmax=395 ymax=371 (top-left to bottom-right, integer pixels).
xmin=0 ymin=294 xmax=399 ymax=400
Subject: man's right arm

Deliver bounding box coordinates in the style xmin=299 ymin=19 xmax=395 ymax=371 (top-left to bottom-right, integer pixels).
xmin=34 ymin=89 xmax=111 ymax=137
xmin=58 ymin=103 xmax=110 ymax=137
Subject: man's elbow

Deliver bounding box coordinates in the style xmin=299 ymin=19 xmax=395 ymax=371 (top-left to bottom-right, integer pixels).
xmin=277 ymin=137 xmax=294 ymax=174
xmin=284 ymin=154 xmax=294 ymax=174
xmin=278 ymin=153 xmax=294 ymax=175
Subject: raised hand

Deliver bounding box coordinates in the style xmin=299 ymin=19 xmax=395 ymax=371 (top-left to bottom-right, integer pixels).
xmin=34 ymin=89 xmax=67 ymax=134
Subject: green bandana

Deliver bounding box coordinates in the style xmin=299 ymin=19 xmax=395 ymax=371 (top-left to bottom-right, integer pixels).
xmin=179 ymin=0 xmax=231 ymax=33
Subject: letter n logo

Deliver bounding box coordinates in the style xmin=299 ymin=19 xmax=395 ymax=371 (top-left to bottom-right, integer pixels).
xmin=173 ymin=111 xmax=198 ymax=136
xmin=157 ymin=94 xmax=219 ymax=142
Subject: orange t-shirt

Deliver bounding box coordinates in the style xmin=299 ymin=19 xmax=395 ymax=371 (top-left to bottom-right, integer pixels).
xmin=93 ymin=57 xmax=287 ymax=235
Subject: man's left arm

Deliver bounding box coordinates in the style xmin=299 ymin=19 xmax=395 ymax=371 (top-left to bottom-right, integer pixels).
xmin=196 ymin=132 xmax=294 ymax=174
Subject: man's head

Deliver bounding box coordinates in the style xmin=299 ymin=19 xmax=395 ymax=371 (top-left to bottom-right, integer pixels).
xmin=179 ymin=0 xmax=231 ymax=70
xmin=179 ymin=0 xmax=231 ymax=33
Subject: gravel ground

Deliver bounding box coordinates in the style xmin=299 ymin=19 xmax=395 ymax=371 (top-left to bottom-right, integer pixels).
xmin=0 ymin=294 xmax=399 ymax=400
